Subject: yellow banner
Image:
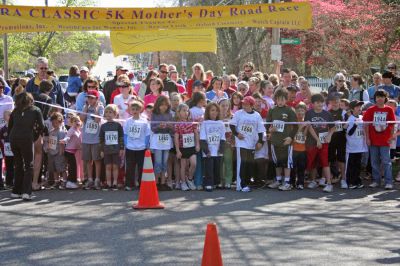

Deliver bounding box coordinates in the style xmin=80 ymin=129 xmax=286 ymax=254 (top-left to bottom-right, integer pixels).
xmin=110 ymin=29 xmax=217 ymax=55
xmin=0 ymin=2 xmax=312 ymax=33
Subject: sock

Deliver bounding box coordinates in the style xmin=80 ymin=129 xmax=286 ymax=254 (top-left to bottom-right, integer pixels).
xmin=284 ymin=177 xmax=290 ymax=183
xmin=276 ymin=176 xmax=282 ymax=182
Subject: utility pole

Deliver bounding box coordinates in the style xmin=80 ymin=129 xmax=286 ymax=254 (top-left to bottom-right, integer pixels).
xmin=179 ymin=0 xmax=186 ymax=74
xmin=2 ymin=0 xmax=8 ymax=79
xmin=271 ymin=0 xmax=281 ymax=76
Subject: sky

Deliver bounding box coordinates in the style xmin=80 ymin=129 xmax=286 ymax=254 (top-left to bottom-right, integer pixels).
xmin=12 ymin=0 xmax=174 ymax=7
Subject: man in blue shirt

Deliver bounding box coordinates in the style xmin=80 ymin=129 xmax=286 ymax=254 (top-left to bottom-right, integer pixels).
xmin=378 ymin=71 xmax=400 ymax=100
xmin=367 ymin=72 xmax=383 ymax=103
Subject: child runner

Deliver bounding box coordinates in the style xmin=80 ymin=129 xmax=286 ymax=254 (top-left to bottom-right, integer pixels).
xmin=144 ymin=77 xmax=163 ymax=108
xmin=219 ymin=98 xmax=234 ymax=189
xmin=230 ymin=96 xmax=265 ymax=192
xmin=99 ymin=104 xmax=124 ymax=190
xmin=363 ymin=90 xmax=395 ymax=189
xmin=305 ymin=93 xmax=336 ymax=192
xmin=150 ymin=95 xmax=174 ymax=191
xmin=174 ymin=103 xmax=200 ymax=191
xmin=260 ymin=80 xmax=275 ymax=109
xmin=0 ymin=110 xmax=14 ymax=189
xmin=345 ymin=100 xmax=367 ymax=189
xmin=200 ymin=102 xmax=226 ymax=191
xmin=267 ymin=89 xmax=297 ymax=191
xmin=124 ymin=101 xmax=151 ymax=190
xmin=231 ymin=91 xmax=243 ymax=114
xmin=82 ymin=90 xmax=104 ymax=190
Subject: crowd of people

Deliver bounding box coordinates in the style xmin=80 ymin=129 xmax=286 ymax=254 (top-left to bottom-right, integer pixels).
xmin=1 ymin=58 xmax=400 ymax=201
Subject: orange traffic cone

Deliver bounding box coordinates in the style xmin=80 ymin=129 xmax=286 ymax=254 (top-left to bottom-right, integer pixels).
xmin=133 ymin=150 xmax=164 ymax=209
xmin=201 ymin=223 xmax=223 ymax=266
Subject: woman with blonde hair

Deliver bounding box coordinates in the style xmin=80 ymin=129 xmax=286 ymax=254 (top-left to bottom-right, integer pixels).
xmin=186 ymin=63 xmax=209 ymax=98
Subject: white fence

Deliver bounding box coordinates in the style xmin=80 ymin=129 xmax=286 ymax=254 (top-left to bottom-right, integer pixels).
xmin=307 ymin=78 xmax=370 ymax=93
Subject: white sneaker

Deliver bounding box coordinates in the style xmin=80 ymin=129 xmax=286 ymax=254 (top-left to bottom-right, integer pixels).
xmin=186 ymin=180 xmax=196 ymax=190
xmin=10 ymin=193 xmax=21 ymax=199
xmin=369 ymin=182 xmax=379 ymax=188
xmin=308 ymin=181 xmax=318 ymax=189
xmin=205 ymin=186 xmax=213 ymax=192
xmin=385 ymin=183 xmax=393 ymax=190
xmin=297 ymin=184 xmax=304 ymax=190
xmin=166 ymin=180 xmax=174 ymax=190
xmin=197 ymin=185 xmax=203 ymax=191
xmin=340 ymin=180 xmax=348 ymax=189
xmin=175 ymin=182 xmax=181 ymax=190
xmin=66 ymin=181 xmax=78 ymax=189
xmin=241 ymin=186 xmax=251 ymax=192
xmin=181 ymin=182 xmax=189 ymax=191
xmin=319 ymin=178 xmax=326 ymax=187
xmin=323 ymin=184 xmax=333 ymax=193
xmin=279 ymin=183 xmax=292 ymax=191
xmin=22 ymin=193 xmax=32 ymax=201
xmin=225 ymin=184 xmax=231 ymax=189
xmin=268 ymin=181 xmax=281 ymax=189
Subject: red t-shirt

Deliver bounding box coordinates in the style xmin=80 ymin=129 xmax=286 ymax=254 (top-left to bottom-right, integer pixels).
xmin=185 ymin=79 xmax=210 ymax=98
xmin=363 ymin=105 xmax=395 ymax=147
xmin=174 ymin=122 xmax=197 ymax=148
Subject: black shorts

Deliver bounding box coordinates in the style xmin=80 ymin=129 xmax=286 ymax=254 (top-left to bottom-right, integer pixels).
xmin=328 ymin=133 xmax=346 ymax=163
xmin=104 ymin=153 xmax=121 ymax=165
xmin=181 ymin=147 xmax=196 ymax=159
xmin=271 ymin=145 xmax=293 ymax=168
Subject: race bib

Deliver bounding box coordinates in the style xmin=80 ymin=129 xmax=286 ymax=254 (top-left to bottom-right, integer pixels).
xmin=335 ymin=121 xmax=343 ymax=132
xmin=128 ymin=124 xmax=141 ymax=139
xmin=105 ymin=131 xmax=118 ymax=145
xmin=48 ymin=136 xmax=58 ymax=151
xmin=373 ymin=112 xmax=387 ymax=132
xmin=240 ymin=124 xmax=254 ymax=135
xmin=319 ymin=132 xmax=329 ymax=144
xmin=355 ymin=127 xmax=364 ymax=138
xmin=183 ymin=133 xmax=195 ymax=148
xmin=207 ymin=132 xmax=220 ymax=145
xmin=85 ymin=120 xmax=99 ymax=134
xmin=157 ymin=134 xmax=170 ymax=145
xmin=273 ymin=120 xmax=285 ymax=133
xmin=294 ymin=132 xmax=306 ymax=144
xmin=4 ymin=142 xmax=13 ymax=157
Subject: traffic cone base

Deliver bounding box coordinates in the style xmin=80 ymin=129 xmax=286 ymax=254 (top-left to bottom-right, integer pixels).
xmin=201 ymin=223 xmax=223 ymax=266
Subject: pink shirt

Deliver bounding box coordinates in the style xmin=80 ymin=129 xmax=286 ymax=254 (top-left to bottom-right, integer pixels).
xmin=64 ymin=127 xmax=82 ymax=152
xmin=144 ymin=93 xmax=159 ymax=107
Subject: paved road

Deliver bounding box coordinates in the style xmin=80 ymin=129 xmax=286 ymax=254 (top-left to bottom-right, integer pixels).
xmin=91 ymin=53 xmax=132 ymax=80
xmin=1 ymin=186 xmax=399 ymax=266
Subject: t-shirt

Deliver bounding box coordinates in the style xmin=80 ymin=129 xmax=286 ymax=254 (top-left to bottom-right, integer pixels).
xmin=346 ymin=114 xmax=368 ymax=153
xmin=47 ymin=127 xmax=66 ymax=155
xmin=124 ymin=117 xmax=151 ymax=151
xmin=174 ymin=122 xmax=197 ymax=149
xmin=263 ymin=96 xmax=275 ymax=109
xmin=150 ymin=112 xmax=174 ymax=150
xmin=363 ymin=105 xmax=395 ymax=147
xmin=206 ymin=90 xmax=228 ymax=103
xmin=113 ymin=94 xmax=134 ymax=121
xmin=329 ymin=108 xmax=346 ymax=141
xmin=266 ymin=105 xmax=297 ymax=146
xmin=304 ymin=109 xmax=334 ymax=146
xmin=200 ymin=120 xmax=226 ymax=157
xmin=143 ymin=93 xmax=159 ymax=108
xmin=293 ymin=121 xmax=307 ymax=152
xmin=190 ymin=106 xmax=205 ymax=122
xmin=99 ymin=121 xmax=124 ymax=154
xmin=82 ymin=104 xmax=104 ymax=144
xmin=230 ymin=109 xmax=265 ymax=150
xmin=379 ymin=84 xmax=400 ymax=99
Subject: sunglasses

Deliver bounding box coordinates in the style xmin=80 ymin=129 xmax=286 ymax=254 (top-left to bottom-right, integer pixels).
xmin=231 ymin=79 xmax=237 ymax=82
xmin=338 ymin=80 xmax=345 ymax=82
xmin=160 ymin=71 xmax=168 ymax=74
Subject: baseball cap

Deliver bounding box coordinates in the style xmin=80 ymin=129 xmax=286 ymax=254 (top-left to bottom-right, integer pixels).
xmin=86 ymin=89 xmax=100 ymax=98
xmin=116 ymin=65 xmax=128 ymax=71
xmin=80 ymin=66 xmax=89 ymax=72
xmin=349 ymin=100 xmax=364 ymax=109
xmin=241 ymin=96 xmax=256 ymax=106
xmin=193 ymin=80 xmax=203 ymax=88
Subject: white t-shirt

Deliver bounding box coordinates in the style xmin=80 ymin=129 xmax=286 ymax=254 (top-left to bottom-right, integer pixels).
xmin=200 ymin=120 xmax=226 ymax=157
xmin=230 ymin=110 xmax=266 ymax=149
xmin=190 ymin=106 xmax=205 ymax=122
xmin=346 ymin=114 xmax=368 ymax=153
xmin=113 ymin=94 xmax=134 ymax=121
xmin=124 ymin=117 xmax=151 ymax=150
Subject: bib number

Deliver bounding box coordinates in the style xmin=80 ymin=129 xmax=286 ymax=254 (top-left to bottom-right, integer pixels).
xmin=183 ymin=133 xmax=195 ymax=148
xmin=105 ymin=131 xmax=118 ymax=145
xmin=273 ymin=120 xmax=285 ymax=133
xmin=373 ymin=112 xmax=387 ymax=132
xmin=319 ymin=132 xmax=329 ymax=144
xmin=85 ymin=120 xmax=99 ymax=134
xmin=355 ymin=128 xmax=364 ymax=138
xmin=128 ymin=125 xmax=141 ymax=139
xmin=207 ymin=133 xmax=220 ymax=145
xmin=48 ymin=136 xmax=58 ymax=151
xmin=335 ymin=121 xmax=343 ymax=132
xmin=157 ymin=134 xmax=170 ymax=145
xmin=240 ymin=124 xmax=254 ymax=135
xmin=4 ymin=142 xmax=13 ymax=157
xmin=294 ymin=132 xmax=305 ymax=144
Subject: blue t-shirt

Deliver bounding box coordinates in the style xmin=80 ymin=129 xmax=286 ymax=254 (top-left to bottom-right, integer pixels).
xmin=206 ymin=90 xmax=228 ymax=102
xmin=67 ymin=76 xmax=82 ymax=94
xmin=379 ymin=84 xmax=400 ymax=99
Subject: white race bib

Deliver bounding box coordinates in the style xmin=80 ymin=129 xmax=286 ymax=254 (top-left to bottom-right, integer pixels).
xmin=335 ymin=121 xmax=343 ymax=132
xmin=157 ymin=134 xmax=170 ymax=145
xmin=128 ymin=124 xmax=141 ymax=139
xmin=105 ymin=131 xmax=118 ymax=145
xmin=319 ymin=132 xmax=329 ymax=144
xmin=355 ymin=127 xmax=364 ymax=138
xmin=48 ymin=136 xmax=58 ymax=151
xmin=294 ymin=132 xmax=306 ymax=144
xmin=373 ymin=112 xmax=387 ymax=132
xmin=240 ymin=124 xmax=254 ymax=135
xmin=4 ymin=142 xmax=13 ymax=157
xmin=273 ymin=120 xmax=285 ymax=133
xmin=207 ymin=132 xmax=220 ymax=145
xmin=183 ymin=133 xmax=195 ymax=148
xmin=85 ymin=120 xmax=99 ymax=134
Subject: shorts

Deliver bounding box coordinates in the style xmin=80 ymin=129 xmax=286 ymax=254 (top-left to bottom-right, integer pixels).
xmin=181 ymin=147 xmax=196 ymax=159
xmin=306 ymin=144 xmax=329 ymax=170
xmin=328 ymin=134 xmax=346 ymax=163
xmin=270 ymin=145 xmax=293 ymax=168
xmin=47 ymin=153 xmax=65 ymax=173
xmin=104 ymin=153 xmax=121 ymax=165
xmin=82 ymin=143 xmax=102 ymax=161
